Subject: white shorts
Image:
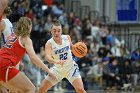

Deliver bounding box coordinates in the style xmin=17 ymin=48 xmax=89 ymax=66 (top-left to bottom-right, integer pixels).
xmin=45 ymin=62 xmax=81 ymax=85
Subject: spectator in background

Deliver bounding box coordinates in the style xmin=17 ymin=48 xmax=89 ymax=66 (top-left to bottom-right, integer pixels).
xmin=88 ymin=38 xmax=100 ymax=65
xmin=98 ymin=24 xmax=109 ymax=45
xmin=120 ymin=59 xmax=132 ymax=88
xmin=138 ymin=38 xmax=140 ymax=48
xmin=131 ymin=48 xmax=140 ymax=62
xmin=44 ymin=15 xmax=52 ymax=32
xmin=62 ymin=23 xmax=69 ymax=35
xmin=17 ymin=2 xmax=26 ymax=16
xmin=107 ymin=31 xmax=116 ymax=47
xmin=69 ymin=27 xmax=78 ymax=42
xmin=73 ymin=17 xmax=82 ymax=40
xmin=9 ymin=1 xmax=24 ymax=23
xmin=103 ymin=57 xmax=121 ymax=90
xmin=51 ymin=1 xmax=63 ymax=18
xmin=120 ymin=40 xmax=130 ymax=59
xmin=91 ymin=20 xmax=100 ymax=42
xmin=58 ymin=12 xmax=68 ymax=27
xmin=82 ymin=19 xmax=92 ymax=39
xmin=25 ymin=9 xmax=34 ymax=20
xmin=98 ymin=46 xmax=109 ymax=58
xmin=68 ymin=12 xmax=76 ymax=29
xmin=131 ymin=61 xmax=140 ymax=88
xmin=111 ymin=40 xmax=121 ymax=58
xmin=102 ymin=57 xmax=110 ymax=88
xmin=87 ymin=60 xmax=103 ymax=88
xmin=58 ymin=12 xmax=69 ymax=35
xmin=32 ymin=17 xmax=39 ymax=32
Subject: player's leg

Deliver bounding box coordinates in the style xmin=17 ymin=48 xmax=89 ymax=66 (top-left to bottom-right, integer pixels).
xmin=0 ymin=81 xmax=22 ymax=93
xmin=72 ymin=78 xmax=86 ymax=93
xmin=39 ymin=67 xmax=63 ymax=93
xmin=38 ymin=79 xmax=54 ymax=93
xmin=0 ymin=85 xmax=9 ymax=93
xmin=2 ymin=71 xmax=36 ymax=93
xmin=67 ymin=63 xmax=86 ymax=93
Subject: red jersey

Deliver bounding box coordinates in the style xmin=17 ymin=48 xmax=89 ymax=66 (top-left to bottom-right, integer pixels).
xmin=0 ymin=34 xmax=26 ymax=66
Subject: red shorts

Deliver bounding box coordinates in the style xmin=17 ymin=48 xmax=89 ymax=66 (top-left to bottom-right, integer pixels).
xmin=0 ymin=58 xmax=20 ymax=82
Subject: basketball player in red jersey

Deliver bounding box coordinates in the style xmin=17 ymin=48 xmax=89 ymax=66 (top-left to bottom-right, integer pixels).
xmin=0 ymin=17 xmax=56 ymax=93
xmin=0 ymin=0 xmax=8 ymax=21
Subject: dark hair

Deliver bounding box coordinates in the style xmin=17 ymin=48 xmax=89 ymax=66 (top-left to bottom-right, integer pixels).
xmin=51 ymin=19 xmax=61 ymax=29
xmin=3 ymin=6 xmax=12 ymax=15
xmin=109 ymin=57 xmax=118 ymax=63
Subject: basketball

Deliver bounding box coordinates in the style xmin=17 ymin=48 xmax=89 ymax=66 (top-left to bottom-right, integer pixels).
xmin=72 ymin=42 xmax=88 ymax=58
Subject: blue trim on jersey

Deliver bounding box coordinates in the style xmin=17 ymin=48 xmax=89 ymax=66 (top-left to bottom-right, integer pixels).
xmin=73 ymin=57 xmax=80 ymax=62
xmin=10 ymin=27 xmax=14 ymax=34
xmin=72 ymin=64 xmax=79 ymax=77
xmin=72 ymin=68 xmax=77 ymax=77
xmin=2 ymin=33 xmax=6 ymax=44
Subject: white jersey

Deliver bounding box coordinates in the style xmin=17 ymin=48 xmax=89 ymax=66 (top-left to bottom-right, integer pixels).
xmin=1 ymin=18 xmax=14 ymax=47
xmin=48 ymin=35 xmax=74 ymax=68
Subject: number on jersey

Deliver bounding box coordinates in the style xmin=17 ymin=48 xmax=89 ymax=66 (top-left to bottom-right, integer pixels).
xmin=59 ymin=52 xmax=68 ymax=60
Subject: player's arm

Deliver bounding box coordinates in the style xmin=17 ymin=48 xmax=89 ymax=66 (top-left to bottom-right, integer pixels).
xmin=67 ymin=35 xmax=73 ymax=49
xmin=45 ymin=41 xmax=57 ymax=64
xmin=0 ymin=20 xmax=5 ymax=38
xmin=0 ymin=0 xmax=8 ymax=20
xmin=21 ymin=37 xmax=51 ymax=74
xmin=0 ymin=20 xmax=5 ymax=32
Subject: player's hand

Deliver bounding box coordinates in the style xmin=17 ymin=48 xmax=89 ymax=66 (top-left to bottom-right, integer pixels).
xmin=56 ymin=60 xmax=66 ymax=66
xmin=48 ymin=70 xmax=57 ymax=80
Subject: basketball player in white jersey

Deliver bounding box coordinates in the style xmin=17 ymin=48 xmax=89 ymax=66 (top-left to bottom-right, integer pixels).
xmin=0 ymin=6 xmax=14 ymax=48
xmin=39 ymin=20 xmax=86 ymax=93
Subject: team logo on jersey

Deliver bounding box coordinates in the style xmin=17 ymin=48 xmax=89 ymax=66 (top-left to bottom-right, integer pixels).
xmin=55 ymin=46 xmax=69 ymax=54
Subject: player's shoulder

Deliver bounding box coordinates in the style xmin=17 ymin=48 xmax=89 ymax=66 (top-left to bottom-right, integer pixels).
xmin=45 ymin=40 xmax=52 ymax=49
xmin=62 ymin=34 xmax=69 ymax=37
xmin=0 ymin=19 xmax=5 ymax=29
xmin=62 ymin=35 xmax=70 ymax=40
xmin=47 ymin=37 xmax=53 ymax=43
xmin=2 ymin=18 xmax=8 ymax=23
xmin=46 ymin=38 xmax=53 ymax=45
